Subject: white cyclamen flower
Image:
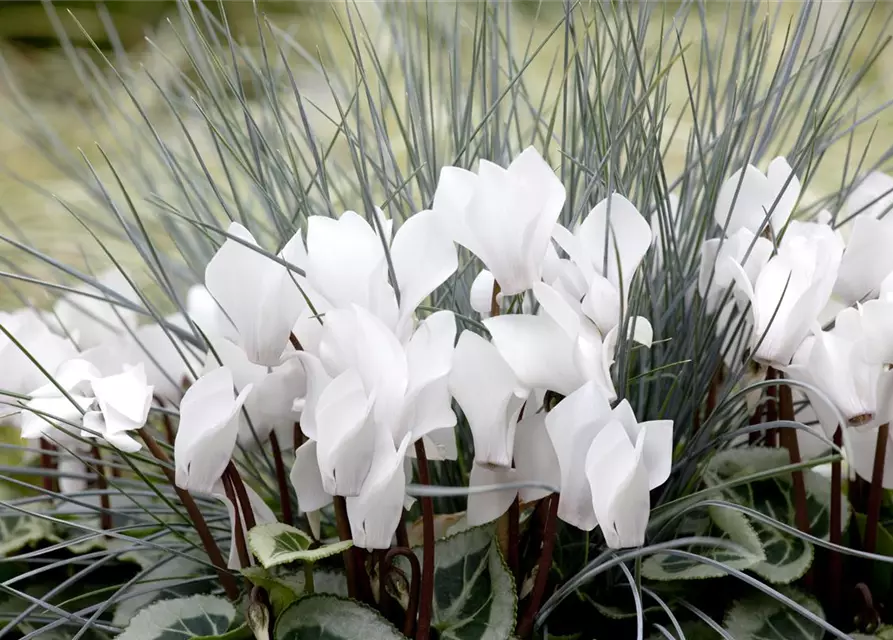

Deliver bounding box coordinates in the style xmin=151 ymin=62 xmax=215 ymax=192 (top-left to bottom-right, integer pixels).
xmin=551 ymin=193 xmax=652 ymax=336
xmin=713 ymin=157 xmax=800 ymax=237
xmin=82 ymin=363 xmax=154 ymax=453
xmin=726 ymin=220 xmax=844 ymax=366
xmin=546 ymin=382 xmax=672 ymax=548
xmin=174 ymin=366 xmax=252 ymax=493
xmin=205 ymin=222 xmax=308 ymax=367
xmin=449 ymin=330 xmax=526 ymax=469
xmin=699 ymin=228 xmax=774 ymax=314
xmin=833 ymin=213 xmax=893 ymax=306
xmin=0 ymin=308 xmax=77 ymax=399
xmin=50 ymin=269 xmax=141 ymax=350
xmin=434 ymin=147 xmax=565 ymax=296
xmin=20 ymin=359 xmax=99 ymax=440
xmin=305 ymin=209 xmax=457 ymax=339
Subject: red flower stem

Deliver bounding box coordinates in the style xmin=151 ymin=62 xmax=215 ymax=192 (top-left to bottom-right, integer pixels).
xmin=765 ymin=368 xmax=778 ymax=447
xmin=383 ymin=547 xmax=421 ymax=638
xmin=268 ymin=431 xmax=294 ymax=526
xmin=490 ymin=281 xmax=501 ymax=317
xmin=39 ymin=438 xmax=55 ymax=492
xmin=414 ymin=440 xmax=435 ymax=640
xmin=516 ymin=493 xmax=559 ymax=639
xmin=224 ymin=461 xmax=256 ymax=531
xmin=333 ymin=495 xmax=359 ymax=600
xmin=91 ymin=445 xmax=112 ymax=531
xmin=139 ymin=428 xmax=239 ymax=600
xmin=222 ymin=472 xmax=250 ymax=568
xmin=864 ymin=422 xmax=889 ymax=553
xmin=829 ymin=426 xmax=843 ymax=621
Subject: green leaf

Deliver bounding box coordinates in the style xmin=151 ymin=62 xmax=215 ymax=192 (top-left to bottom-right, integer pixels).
xmin=241 ymin=566 xmax=348 ymax=614
xmin=704 ymin=448 xmax=847 ymax=584
xmin=0 ymin=511 xmax=55 ymax=556
xmin=273 ymin=594 xmax=405 ymax=639
xmin=723 ymin=589 xmax=825 ymax=639
xmin=115 ymin=594 xmax=243 ymax=639
xmin=642 ymin=511 xmax=764 ymax=580
xmin=248 ymin=523 xmax=353 ymax=569
xmin=420 ymin=525 xmax=517 ymax=640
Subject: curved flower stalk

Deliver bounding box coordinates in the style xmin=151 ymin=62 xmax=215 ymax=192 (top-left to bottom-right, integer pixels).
xmin=173 ymin=366 xmax=276 ymax=568
xmin=713 ymin=157 xmax=800 ymax=237
xmin=290 ymin=307 xmax=457 ymax=549
xmin=205 ymin=222 xmax=309 ymax=367
xmin=725 ymin=220 xmax=844 ymax=367
xmin=434 ymin=147 xmax=565 ymax=299
xmin=544 ymin=381 xmax=672 ymax=548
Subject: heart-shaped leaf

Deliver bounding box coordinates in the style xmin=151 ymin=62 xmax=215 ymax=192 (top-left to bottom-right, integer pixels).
xmin=723 ymin=588 xmax=825 ymax=639
xmin=248 ymin=523 xmax=353 ymax=569
xmin=273 ymin=594 xmax=404 ymax=639
xmin=115 ymin=594 xmax=247 ymax=639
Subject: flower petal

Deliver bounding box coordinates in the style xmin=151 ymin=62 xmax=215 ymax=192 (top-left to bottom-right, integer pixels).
xmin=834 ymin=216 xmax=893 ymax=305
xmin=513 ymin=411 xmax=560 ymax=502
xmin=314 ymin=369 xmax=376 ymax=497
xmin=577 ymin=193 xmax=652 ymax=290
xmin=470 ymin=270 xmax=498 ymax=316
xmin=91 ymin=364 xmax=153 ymax=433
xmin=174 ymin=367 xmax=251 ymax=493
xmin=290 ymin=439 xmax=333 ymax=513
xmin=545 ymin=381 xmax=613 ymax=530
xmin=466 ymin=464 xmax=518 ymax=526
xmin=391 ymin=209 xmax=458 ymax=331
xmin=449 ymin=331 xmax=526 ymax=468
xmin=585 ymin=420 xmax=650 ymax=549
xmin=484 ymin=314 xmax=581 ymax=396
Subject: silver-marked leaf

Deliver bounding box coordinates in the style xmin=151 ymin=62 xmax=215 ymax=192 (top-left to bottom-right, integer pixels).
xmin=411 ymin=525 xmax=516 ymax=640
xmin=241 ymin=565 xmax=348 ymax=614
xmin=705 ymin=448 xmax=845 ymax=584
xmin=851 ymin=626 xmax=893 ymax=639
xmin=642 ymin=511 xmax=764 ymax=580
xmin=248 ymin=523 xmax=352 ymax=568
xmin=723 ymin=588 xmax=825 ymax=639
xmin=273 ymin=594 xmax=404 ymax=639
xmin=0 ymin=512 xmax=54 ymax=556
xmin=115 ymin=594 xmax=243 ymax=639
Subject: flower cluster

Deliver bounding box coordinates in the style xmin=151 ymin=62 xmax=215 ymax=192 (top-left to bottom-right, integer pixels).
xmin=699 ymin=162 xmax=893 ymax=486
xmin=0 ymin=147 xmax=674 ymax=559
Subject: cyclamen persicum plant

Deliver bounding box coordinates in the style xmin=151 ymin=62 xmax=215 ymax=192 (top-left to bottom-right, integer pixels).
xmin=3 ymin=1 xmax=893 ymax=639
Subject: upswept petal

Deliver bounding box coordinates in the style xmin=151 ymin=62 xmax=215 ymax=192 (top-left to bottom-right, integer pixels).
xmin=848 ymin=425 xmax=893 ymax=489
xmin=608 ymin=400 xmax=672 ymax=489
xmin=534 ymin=282 xmax=582 ymax=338
xmin=290 ymin=439 xmax=333 ymax=513
xmin=585 ymin=420 xmax=650 ymax=549
xmin=577 ymin=193 xmax=652 ymax=290
xmin=186 ymin=285 xmax=237 ymax=342
xmin=845 ymin=171 xmax=893 ymax=221
xmin=90 ymin=364 xmax=153 ymax=434
xmin=390 ymin=209 xmax=458 ymax=331
xmin=834 ymin=216 xmax=893 ymax=305
xmin=174 ymin=367 xmax=251 ymax=493
xmin=545 ymin=381 xmax=614 ymax=530
xmin=470 ymin=270 xmax=498 ymax=316
xmin=346 ymin=431 xmax=412 ymax=550
xmin=765 ymin=157 xmax=801 ymax=233
xmin=314 ymin=369 xmax=376 ymax=497
xmin=513 ymin=411 xmax=560 ymax=503
xmin=306 ymin=212 xmax=398 ymax=329
xmin=449 ymin=331 xmax=526 ymax=468
xmin=484 ymin=314 xmax=581 ymax=396
xmin=580 ymin=274 xmax=621 ymax=336
xmin=21 ymin=395 xmax=94 ymax=440
xmin=466 ymin=464 xmax=518 ymax=526
xmin=293 ymin=352 xmax=332 ymax=441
